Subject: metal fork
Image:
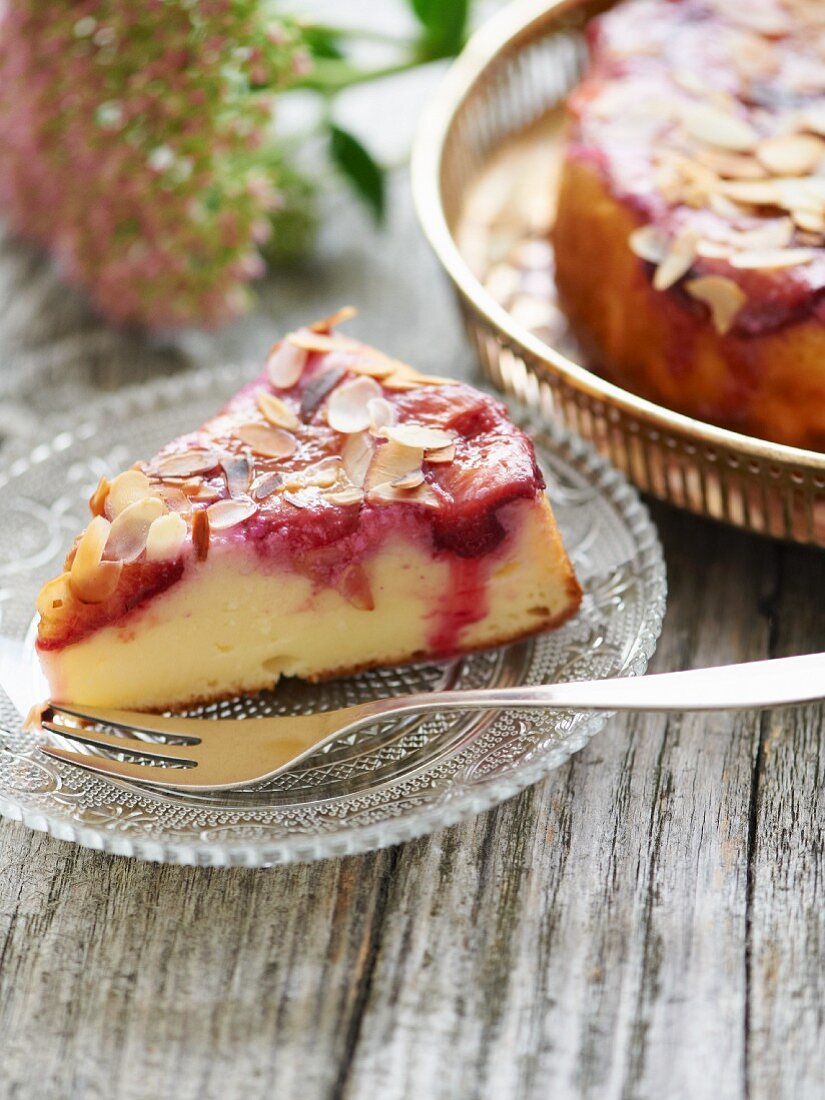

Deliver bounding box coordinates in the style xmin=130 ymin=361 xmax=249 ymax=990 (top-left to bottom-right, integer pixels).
xmin=39 ymin=653 xmax=825 ymax=792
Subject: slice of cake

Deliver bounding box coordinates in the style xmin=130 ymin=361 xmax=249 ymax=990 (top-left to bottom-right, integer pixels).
xmin=553 ymin=0 xmax=825 ymax=450
xmin=36 ymin=311 xmax=582 ymax=709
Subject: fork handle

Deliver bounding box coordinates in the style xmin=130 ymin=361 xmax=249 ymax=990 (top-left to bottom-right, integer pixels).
xmin=363 ymin=653 xmax=825 ymax=721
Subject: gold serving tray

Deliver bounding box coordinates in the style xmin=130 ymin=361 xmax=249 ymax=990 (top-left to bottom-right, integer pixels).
xmin=412 ymin=0 xmax=825 ymax=547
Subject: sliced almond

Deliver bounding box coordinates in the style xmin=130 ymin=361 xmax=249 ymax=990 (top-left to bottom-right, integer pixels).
xmin=734 ymin=217 xmax=795 ymax=251
xmin=191 ymin=509 xmax=210 ymax=561
xmin=324 ymin=485 xmax=364 ymax=506
xmin=106 ymin=469 xmax=152 ymax=518
xmin=368 ymin=482 xmax=441 ymax=509
xmin=365 ymin=440 xmax=424 ymax=491
xmin=221 ymin=454 xmax=251 ymax=498
xmin=426 ymin=443 xmax=456 ymax=465
xmin=70 ymin=516 xmax=122 ymax=603
xmin=792 ymin=208 xmax=825 ymax=233
xmin=266 ymin=340 xmax=307 ymax=388
xmin=720 ymin=179 xmax=781 ymax=206
xmin=683 ymin=104 xmax=758 ymax=152
xmin=36 ymin=572 xmax=73 ymax=618
xmin=367 ymin=396 xmax=395 ymax=433
xmin=695 ymin=148 xmax=767 ymax=181
xmin=155 ymin=484 xmax=191 ymax=514
xmin=287 ymin=329 xmax=357 ymax=354
xmin=653 ymin=232 xmax=698 ymax=291
xmin=309 ymin=305 xmax=358 ymax=332
xmin=105 ymin=496 xmax=166 ymax=563
xmin=729 ymin=248 xmax=816 ymax=269
xmin=145 ymin=512 xmax=187 ymax=562
xmin=206 ymin=498 xmax=258 ymax=531
xmin=326 ymin=376 xmax=384 ymax=434
xmin=628 ymin=226 xmax=668 ymax=264
xmin=154 ymin=448 xmax=220 ymax=480
xmin=235 ymin=423 xmax=297 ymax=459
xmin=356 ymin=354 xmax=401 ymax=380
xmin=392 ymin=469 xmax=425 ymax=490
xmin=773 ymin=177 xmax=825 ymax=214
xmin=686 ymin=275 xmax=747 ymax=335
xmin=250 ymin=471 xmax=283 ymax=500
xmin=756 ymin=133 xmax=825 ymax=177
xmin=89 ymin=476 xmax=110 ymax=517
xmin=383 ymin=424 xmax=455 ymax=450
xmin=258 ymin=391 xmax=300 ymax=431
xmin=381 ymin=376 xmax=422 ymax=392
xmin=300 ymin=365 xmax=348 ymax=421
xmin=342 ymin=431 xmax=373 ymax=488
xmin=283 ymin=457 xmax=342 ymax=492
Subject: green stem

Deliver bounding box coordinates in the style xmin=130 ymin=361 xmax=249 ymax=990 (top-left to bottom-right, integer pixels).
xmin=299 ymin=22 xmax=416 ymax=49
xmin=290 ymin=56 xmax=422 ymax=94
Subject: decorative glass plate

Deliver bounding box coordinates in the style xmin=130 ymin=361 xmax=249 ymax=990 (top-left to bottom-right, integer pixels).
xmin=0 ymin=366 xmax=666 ymax=866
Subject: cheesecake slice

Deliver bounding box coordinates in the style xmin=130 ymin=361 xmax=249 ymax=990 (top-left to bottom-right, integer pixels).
xmin=36 ymin=312 xmax=582 ymax=709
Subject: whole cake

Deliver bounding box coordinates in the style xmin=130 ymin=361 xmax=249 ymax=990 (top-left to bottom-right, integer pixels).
xmin=553 ymin=0 xmax=825 ymax=450
xmin=36 ymin=312 xmax=582 ymax=710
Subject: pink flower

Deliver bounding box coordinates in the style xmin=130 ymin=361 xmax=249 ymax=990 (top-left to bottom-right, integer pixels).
xmin=0 ymin=1 xmax=308 ymax=328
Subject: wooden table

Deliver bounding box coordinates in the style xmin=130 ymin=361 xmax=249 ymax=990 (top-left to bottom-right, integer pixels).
xmin=1 ymin=136 xmax=823 ymax=1100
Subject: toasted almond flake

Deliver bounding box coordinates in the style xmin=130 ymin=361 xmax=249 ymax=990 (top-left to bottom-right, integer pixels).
xmin=757 ymin=133 xmax=825 ymax=176
xmin=326 ymin=375 xmax=384 ymax=434
xmin=154 ymin=448 xmax=220 ymax=480
xmin=368 ymin=482 xmax=441 ymax=508
xmin=653 ymin=231 xmax=698 ymax=291
xmin=672 ymin=69 xmax=706 ymax=96
xmin=105 ymin=469 xmax=152 ymax=518
xmin=258 ymin=391 xmax=300 ymax=430
xmin=392 ymin=469 xmax=425 ymax=490
xmin=36 ymin=572 xmax=73 ymax=618
xmin=191 ymin=510 xmax=210 ymax=561
xmin=206 ymin=497 xmax=258 ymax=530
xmin=696 ymin=149 xmax=767 ymax=181
xmin=696 ymin=239 xmax=734 ymax=260
xmin=686 ymin=275 xmax=747 ymax=335
xmin=283 ymin=490 xmax=311 ymax=509
xmin=734 ymin=217 xmax=795 ymax=250
xmin=364 ymin=440 xmax=424 ymax=491
xmin=355 ymin=355 xmax=397 ymax=380
xmin=155 ymin=484 xmax=191 ymax=514
xmin=383 ymin=424 xmax=455 ymax=450
xmin=367 ymin=396 xmax=395 ymax=433
xmin=381 ymin=376 xmax=422 ymax=392
xmin=628 ymin=225 xmax=668 ymax=264
xmin=235 ymin=422 xmax=297 ymax=459
xmin=287 ymin=329 xmax=358 ymax=354
xmin=683 ymin=104 xmax=758 ymax=152
xmin=89 ymin=476 xmax=110 ymax=517
xmin=105 ymin=495 xmax=166 ymax=563
xmin=342 ymin=431 xmax=373 ymax=488
xmin=792 ymin=208 xmax=825 ymax=233
xmin=729 ymin=247 xmax=816 ymax=269
xmin=773 ymin=176 xmax=825 ymax=213
xmin=250 ymin=471 xmax=283 ymax=500
xmin=309 ymin=305 xmax=358 ymax=332
xmin=426 ymin=443 xmax=456 ymax=465
xmin=283 ymin=458 xmax=342 ymax=492
xmin=720 ymin=179 xmax=781 ymax=205
xmin=70 ymin=516 xmax=122 ymax=603
xmin=145 ymin=512 xmax=187 ymax=562
xmin=801 ymin=105 xmax=825 ymax=138
xmin=266 ymin=340 xmax=307 ymax=388
xmin=221 ymin=454 xmax=251 ymax=498
xmin=324 ymin=485 xmax=364 ymax=506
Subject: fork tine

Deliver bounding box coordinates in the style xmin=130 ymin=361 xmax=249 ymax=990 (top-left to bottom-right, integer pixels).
xmin=48 ymin=704 xmax=203 ymax=741
xmin=40 ymin=745 xmax=202 ymax=787
xmin=42 ymin=719 xmax=198 ymax=764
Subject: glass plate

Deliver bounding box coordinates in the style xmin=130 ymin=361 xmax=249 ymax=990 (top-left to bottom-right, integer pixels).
xmin=0 ymin=366 xmax=666 ymax=866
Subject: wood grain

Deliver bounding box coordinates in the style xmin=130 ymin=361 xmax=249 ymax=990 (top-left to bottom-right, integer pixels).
xmin=0 ymin=165 xmax=823 ymax=1100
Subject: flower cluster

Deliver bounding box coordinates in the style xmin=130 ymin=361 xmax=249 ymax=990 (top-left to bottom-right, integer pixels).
xmin=0 ymin=1 xmax=310 ymax=328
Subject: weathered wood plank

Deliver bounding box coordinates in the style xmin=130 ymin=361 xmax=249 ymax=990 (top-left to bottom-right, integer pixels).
xmin=747 ymin=544 xmax=825 ymax=1100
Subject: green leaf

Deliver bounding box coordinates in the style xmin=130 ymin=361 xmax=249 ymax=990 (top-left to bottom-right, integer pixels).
xmin=328 ymin=125 xmax=386 ymax=223
xmin=302 ymin=25 xmax=344 ymax=61
xmin=409 ymin=0 xmax=470 ymax=58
